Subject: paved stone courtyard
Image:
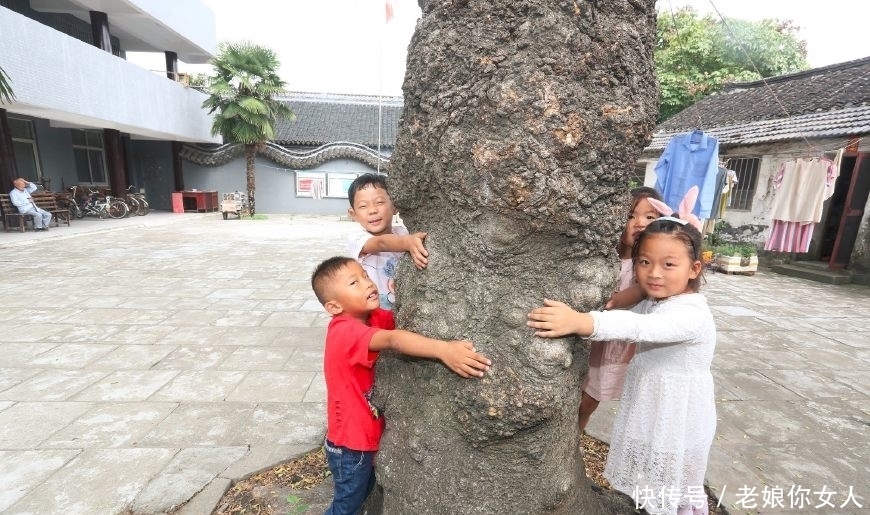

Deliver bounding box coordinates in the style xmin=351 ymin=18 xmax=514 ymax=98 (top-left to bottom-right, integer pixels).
xmin=0 ymin=213 xmax=867 ymax=514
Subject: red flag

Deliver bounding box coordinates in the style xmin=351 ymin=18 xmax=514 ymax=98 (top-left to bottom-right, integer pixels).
xmin=385 ymin=0 xmax=394 ymax=23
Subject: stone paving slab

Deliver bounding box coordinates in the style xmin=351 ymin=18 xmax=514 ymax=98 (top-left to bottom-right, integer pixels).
xmin=39 ymin=402 xmax=176 ymax=448
xmin=0 ymin=402 xmax=96 ymax=448
xmin=8 ymin=448 xmax=177 ymax=515
xmin=130 ymin=446 xmax=249 ymax=514
xmin=0 ymin=369 xmax=110 ymax=402
xmin=0 ymin=213 xmax=868 ymax=514
xmin=0 ymin=450 xmax=80 ymax=512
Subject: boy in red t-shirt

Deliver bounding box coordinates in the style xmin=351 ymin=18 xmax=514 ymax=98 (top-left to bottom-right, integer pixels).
xmin=311 ymin=256 xmax=491 ymax=515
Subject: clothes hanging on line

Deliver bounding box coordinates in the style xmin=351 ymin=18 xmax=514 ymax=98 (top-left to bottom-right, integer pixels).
xmin=723 ymin=169 xmax=738 ymax=208
xmin=765 ymin=221 xmax=815 ymax=253
xmin=702 ymin=167 xmax=739 ymax=234
xmin=764 ymin=157 xmax=836 ymax=253
xmin=654 ymin=130 xmax=720 ymax=219
xmin=770 ymin=157 xmax=834 ymax=224
xmin=708 ymin=166 xmax=739 ymax=220
xmin=825 ymin=148 xmax=845 ymax=201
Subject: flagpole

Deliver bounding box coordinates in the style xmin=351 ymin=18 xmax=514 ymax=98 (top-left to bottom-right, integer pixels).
xmin=377 ymin=53 xmax=383 ymax=175
xmin=378 ymin=1 xmax=394 ymax=175
xmin=377 ymin=3 xmax=385 ymax=174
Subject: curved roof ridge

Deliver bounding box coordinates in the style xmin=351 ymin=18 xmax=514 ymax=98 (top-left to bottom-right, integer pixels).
xmin=180 ymin=141 xmax=390 ymax=170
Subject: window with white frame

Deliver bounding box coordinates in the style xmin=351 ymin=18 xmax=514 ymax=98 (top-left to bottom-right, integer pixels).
xmin=9 ymin=117 xmax=42 ymax=181
xmin=72 ymin=130 xmax=108 ymax=184
xmin=629 ymin=163 xmax=647 ymax=188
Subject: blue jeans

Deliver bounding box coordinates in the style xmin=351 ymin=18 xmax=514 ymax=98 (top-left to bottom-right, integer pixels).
xmin=324 ymin=439 xmax=376 ymax=515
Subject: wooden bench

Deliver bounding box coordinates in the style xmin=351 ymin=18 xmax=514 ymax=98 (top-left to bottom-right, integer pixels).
xmin=0 ymin=192 xmax=70 ymax=231
xmin=31 ymin=192 xmax=71 ymax=227
xmin=0 ymin=193 xmax=33 ymax=232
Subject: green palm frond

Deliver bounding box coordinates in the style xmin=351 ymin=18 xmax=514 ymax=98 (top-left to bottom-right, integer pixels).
xmin=0 ymin=66 xmax=15 ymax=104
xmin=238 ymin=97 xmax=269 ymax=115
xmin=202 ymin=41 xmax=293 ymax=145
xmin=221 ymin=103 xmax=242 ymax=119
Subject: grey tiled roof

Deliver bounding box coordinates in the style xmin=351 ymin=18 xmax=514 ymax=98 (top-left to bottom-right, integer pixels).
xmin=647 ymin=56 xmax=870 ymax=150
xmin=648 ymin=105 xmax=870 ymax=151
xmin=274 ymin=92 xmax=403 ymax=149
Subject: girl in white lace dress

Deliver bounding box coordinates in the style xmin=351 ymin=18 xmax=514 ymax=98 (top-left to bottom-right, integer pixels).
xmin=528 ymin=216 xmax=716 ymax=515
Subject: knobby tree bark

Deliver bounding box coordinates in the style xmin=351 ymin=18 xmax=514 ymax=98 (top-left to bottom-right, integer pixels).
xmin=373 ymin=0 xmax=659 ymax=513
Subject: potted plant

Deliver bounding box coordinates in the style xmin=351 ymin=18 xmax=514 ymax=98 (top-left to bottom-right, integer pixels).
xmin=711 ymin=243 xmax=758 ymax=274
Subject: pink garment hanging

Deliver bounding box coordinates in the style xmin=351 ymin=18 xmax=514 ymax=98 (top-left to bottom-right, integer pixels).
xmin=764 ymin=221 xmax=815 ymax=253
xmin=765 ymin=158 xmax=836 ymax=253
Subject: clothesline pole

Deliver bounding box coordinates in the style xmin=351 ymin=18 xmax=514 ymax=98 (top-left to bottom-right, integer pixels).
xmin=376 ymin=3 xmax=387 ymax=175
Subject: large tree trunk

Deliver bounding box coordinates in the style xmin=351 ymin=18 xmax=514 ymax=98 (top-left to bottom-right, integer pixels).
xmin=245 ymin=143 xmax=256 ymax=215
xmin=374 ymin=1 xmax=659 ymax=513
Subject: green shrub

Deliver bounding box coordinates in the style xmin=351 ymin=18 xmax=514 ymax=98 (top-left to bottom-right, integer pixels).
xmin=713 ymin=243 xmax=757 ymax=257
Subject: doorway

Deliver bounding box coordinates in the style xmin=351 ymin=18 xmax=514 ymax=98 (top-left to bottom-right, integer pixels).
xmin=819 ymin=155 xmax=855 ymax=261
xmin=823 ymin=153 xmax=870 ymax=269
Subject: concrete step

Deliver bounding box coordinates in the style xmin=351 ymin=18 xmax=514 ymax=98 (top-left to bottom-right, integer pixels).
xmin=769 ymin=263 xmax=853 ymax=285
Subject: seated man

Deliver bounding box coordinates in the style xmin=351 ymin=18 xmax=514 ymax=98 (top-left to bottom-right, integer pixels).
xmin=9 ymin=178 xmax=52 ymax=231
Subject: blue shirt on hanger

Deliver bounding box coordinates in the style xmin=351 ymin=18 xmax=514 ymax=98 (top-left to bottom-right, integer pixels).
xmin=654 ymin=130 xmax=720 ymax=219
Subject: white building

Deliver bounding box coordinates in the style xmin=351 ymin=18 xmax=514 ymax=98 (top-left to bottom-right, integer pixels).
xmin=0 ymin=0 xmax=219 ymax=211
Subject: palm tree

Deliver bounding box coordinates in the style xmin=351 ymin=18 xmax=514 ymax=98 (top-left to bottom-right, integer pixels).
xmin=0 ymin=65 xmax=15 ymax=104
xmin=202 ymin=42 xmax=294 ymax=215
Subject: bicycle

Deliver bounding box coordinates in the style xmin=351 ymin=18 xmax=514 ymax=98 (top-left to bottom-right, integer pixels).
xmin=125 ymin=185 xmax=150 ymax=216
xmin=67 ymin=186 xmax=129 ymax=219
xmin=56 ymin=190 xmax=82 ymax=219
